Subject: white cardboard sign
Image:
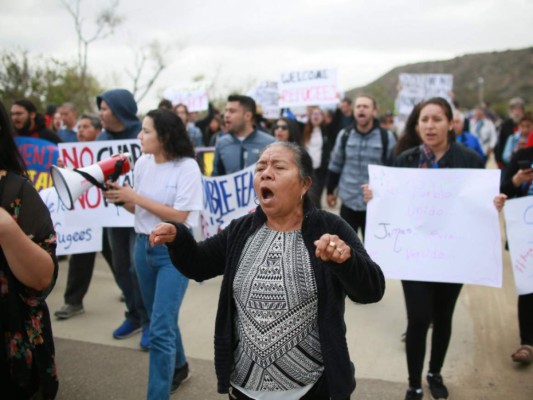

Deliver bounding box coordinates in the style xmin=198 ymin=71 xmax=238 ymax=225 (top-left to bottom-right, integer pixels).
xmin=365 ymin=166 xmax=502 ymax=287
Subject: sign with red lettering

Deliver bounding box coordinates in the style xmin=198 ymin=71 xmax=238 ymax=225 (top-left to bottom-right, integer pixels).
xmin=278 ymin=68 xmax=339 ymax=108
xmin=15 ymin=136 xmax=59 ymax=191
xmin=39 ymin=188 xmax=103 ymax=255
xmin=163 ymin=81 xmax=210 ymax=112
xmin=58 ymin=140 xmax=140 ymax=227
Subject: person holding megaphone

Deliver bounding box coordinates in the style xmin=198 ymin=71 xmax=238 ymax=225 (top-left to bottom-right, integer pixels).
xmin=104 ymin=108 xmax=203 ymax=399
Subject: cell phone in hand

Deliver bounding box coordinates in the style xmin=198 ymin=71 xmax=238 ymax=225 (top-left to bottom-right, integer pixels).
xmin=517 ymin=160 xmax=533 ymax=170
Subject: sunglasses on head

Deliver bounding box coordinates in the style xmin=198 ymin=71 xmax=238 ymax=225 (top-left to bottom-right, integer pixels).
xmin=274 ymin=124 xmax=288 ymax=130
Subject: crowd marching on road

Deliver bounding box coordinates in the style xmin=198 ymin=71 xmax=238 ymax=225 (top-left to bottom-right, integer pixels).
xmin=0 ymin=86 xmax=532 ymax=400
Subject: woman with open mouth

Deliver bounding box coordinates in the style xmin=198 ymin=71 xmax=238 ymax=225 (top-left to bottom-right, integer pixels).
xmin=150 ymin=141 xmax=385 ymax=400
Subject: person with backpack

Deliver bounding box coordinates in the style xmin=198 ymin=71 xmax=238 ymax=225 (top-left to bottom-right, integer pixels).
xmin=326 ymin=95 xmax=396 ymax=239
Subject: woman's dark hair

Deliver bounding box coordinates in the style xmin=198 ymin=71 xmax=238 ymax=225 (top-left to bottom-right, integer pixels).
xmin=260 ymin=141 xmax=313 ymax=183
xmin=272 ymin=117 xmax=303 ymax=146
xmin=418 ymin=97 xmax=455 ymax=143
xmin=394 ymin=102 xmax=423 ymax=156
xmin=145 ymin=109 xmax=195 ymax=160
xmin=0 ymin=101 xmax=27 ymax=175
xmin=203 ymin=114 xmax=222 ymax=145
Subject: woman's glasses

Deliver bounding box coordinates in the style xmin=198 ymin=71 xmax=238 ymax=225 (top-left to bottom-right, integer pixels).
xmin=274 ymin=125 xmax=288 ymax=130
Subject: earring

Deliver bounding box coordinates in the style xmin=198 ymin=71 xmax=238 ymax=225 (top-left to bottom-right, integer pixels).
xmin=254 ymin=197 xmax=260 ymax=205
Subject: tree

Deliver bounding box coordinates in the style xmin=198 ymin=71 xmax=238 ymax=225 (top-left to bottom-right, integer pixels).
xmin=61 ymin=0 xmax=123 ymax=87
xmin=127 ymin=40 xmax=167 ymax=104
xmin=0 ymin=49 xmax=103 ymax=112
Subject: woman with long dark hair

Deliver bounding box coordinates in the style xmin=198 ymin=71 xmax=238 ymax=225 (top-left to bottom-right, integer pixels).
xmin=105 ymin=109 xmax=203 ymax=399
xmin=364 ymin=98 xmax=506 ymax=400
xmin=0 ymin=100 xmax=59 ymax=399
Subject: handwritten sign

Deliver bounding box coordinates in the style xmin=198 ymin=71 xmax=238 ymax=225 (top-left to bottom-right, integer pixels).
xmin=278 ymin=68 xmax=339 ymax=108
xmin=395 ymin=73 xmax=453 ymax=116
xmin=163 ymin=81 xmax=210 ymax=112
xmin=200 ymin=164 xmax=257 ymax=239
xmin=504 ymin=197 xmax=533 ymax=295
xmin=57 ymin=140 xmax=139 ymax=227
xmin=39 ymin=188 xmax=103 ymax=255
xmin=14 ymin=136 xmax=59 ymax=191
xmin=248 ymin=81 xmax=280 ymax=119
xmin=365 ymin=166 xmax=502 ymax=287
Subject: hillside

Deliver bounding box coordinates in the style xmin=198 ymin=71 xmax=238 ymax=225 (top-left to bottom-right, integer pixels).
xmin=345 ymin=47 xmax=533 ymax=115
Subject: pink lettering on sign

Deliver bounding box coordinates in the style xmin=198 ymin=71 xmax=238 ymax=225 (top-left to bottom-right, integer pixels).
xmin=279 ymin=85 xmax=338 ymax=105
xmin=515 ymin=248 xmax=533 ymax=273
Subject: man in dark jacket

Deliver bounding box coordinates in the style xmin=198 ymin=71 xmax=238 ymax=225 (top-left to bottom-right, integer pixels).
xmin=96 ymin=89 xmax=149 ymax=348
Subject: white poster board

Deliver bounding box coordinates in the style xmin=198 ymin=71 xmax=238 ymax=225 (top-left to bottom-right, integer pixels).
xmin=278 ymin=68 xmax=339 ymax=108
xmin=163 ymin=81 xmax=210 ymax=112
xmin=200 ymin=164 xmax=257 ymax=239
xmin=57 ymin=140 xmax=138 ymax=227
xmin=503 ymin=197 xmax=533 ymax=295
xmin=395 ymin=73 xmax=453 ymax=116
xmin=247 ymin=81 xmax=280 ymax=119
xmin=365 ymin=166 xmax=502 ymax=287
xmin=40 ymin=188 xmax=103 ymax=256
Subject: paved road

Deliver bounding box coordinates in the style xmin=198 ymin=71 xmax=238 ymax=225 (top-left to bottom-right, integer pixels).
xmin=47 ymin=225 xmax=532 ymax=399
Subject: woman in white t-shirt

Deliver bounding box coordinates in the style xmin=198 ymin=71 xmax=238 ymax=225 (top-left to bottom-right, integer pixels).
xmin=105 ymin=108 xmax=203 ymax=399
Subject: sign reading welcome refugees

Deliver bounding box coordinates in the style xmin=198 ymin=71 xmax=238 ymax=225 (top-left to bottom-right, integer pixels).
xmin=15 ymin=136 xmax=59 ymax=191
xmin=278 ymin=68 xmax=339 ymax=108
xmin=365 ymin=165 xmax=502 ymax=287
xmin=57 ymin=140 xmax=140 ymax=227
xmin=200 ymin=164 xmax=257 ymax=239
xmin=395 ymin=73 xmax=453 ymax=116
xmin=504 ymin=197 xmax=533 ymax=295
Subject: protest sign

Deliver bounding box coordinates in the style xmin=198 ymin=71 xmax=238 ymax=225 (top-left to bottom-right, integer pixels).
xmin=278 ymin=68 xmax=339 ymax=108
xmin=57 ymin=140 xmax=139 ymax=227
xmin=247 ymin=81 xmax=280 ymax=119
xmin=504 ymin=197 xmax=533 ymax=295
xmin=40 ymin=188 xmax=103 ymax=256
xmin=195 ymin=146 xmax=215 ymax=176
xmin=15 ymin=136 xmax=59 ymax=191
xmin=200 ymin=164 xmax=257 ymax=239
xmin=365 ymin=166 xmax=502 ymax=287
xmin=395 ymin=73 xmax=453 ymax=116
xmin=163 ymin=81 xmax=210 ymax=112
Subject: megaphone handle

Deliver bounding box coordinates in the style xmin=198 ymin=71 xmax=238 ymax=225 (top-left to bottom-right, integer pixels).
xmin=73 ymin=168 xmax=108 ymax=191
xmin=108 ymin=159 xmax=126 ymax=182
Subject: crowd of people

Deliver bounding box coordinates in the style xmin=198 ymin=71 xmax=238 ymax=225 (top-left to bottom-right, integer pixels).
xmin=0 ymin=88 xmax=531 ymax=400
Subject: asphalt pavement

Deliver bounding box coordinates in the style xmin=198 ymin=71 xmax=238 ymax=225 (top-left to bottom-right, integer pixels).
xmin=47 ymin=218 xmax=532 ymax=399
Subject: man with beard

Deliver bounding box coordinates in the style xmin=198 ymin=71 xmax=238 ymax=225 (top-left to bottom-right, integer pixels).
xmin=326 ymin=95 xmax=396 ymax=239
xmin=212 ymin=94 xmax=275 ymax=176
xmin=10 ymin=99 xmax=61 ymax=144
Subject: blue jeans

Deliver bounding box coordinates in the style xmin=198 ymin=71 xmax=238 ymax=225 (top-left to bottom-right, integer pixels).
xmin=134 ymin=234 xmax=189 ymax=399
xmin=107 ymin=227 xmax=149 ymax=328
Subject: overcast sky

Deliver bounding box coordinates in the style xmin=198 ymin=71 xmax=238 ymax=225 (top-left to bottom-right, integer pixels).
xmin=2 ymin=0 xmax=532 ymax=112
